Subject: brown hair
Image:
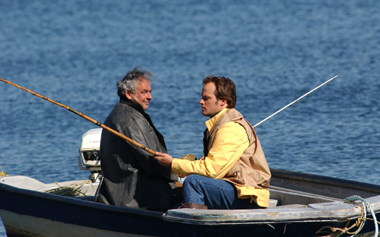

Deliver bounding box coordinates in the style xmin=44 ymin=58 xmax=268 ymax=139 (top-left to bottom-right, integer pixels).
xmin=202 ymin=76 xmax=236 ymax=108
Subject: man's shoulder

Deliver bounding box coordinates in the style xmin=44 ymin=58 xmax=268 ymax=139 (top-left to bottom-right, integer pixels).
xmin=114 ymin=102 xmax=145 ymax=116
xmin=220 ymin=120 xmax=246 ymax=132
xmin=220 ymin=109 xmax=251 ymax=137
xmin=106 ymin=102 xmax=146 ymax=125
xmin=225 ymin=108 xmax=244 ymax=119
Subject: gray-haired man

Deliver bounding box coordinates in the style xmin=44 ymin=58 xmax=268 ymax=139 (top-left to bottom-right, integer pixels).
xmin=98 ymin=67 xmax=180 ymax=211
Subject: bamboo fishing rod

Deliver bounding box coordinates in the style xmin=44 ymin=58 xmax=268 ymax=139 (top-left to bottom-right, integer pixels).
xmin=253 ymin=75 xmax=340 ymax=128
xmin=0 ymin=78 xmax=156 ymax=155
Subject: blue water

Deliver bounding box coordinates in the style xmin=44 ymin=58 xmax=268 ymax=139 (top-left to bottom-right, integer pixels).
xmin=0 ymin=0 xmax=379 ymax=236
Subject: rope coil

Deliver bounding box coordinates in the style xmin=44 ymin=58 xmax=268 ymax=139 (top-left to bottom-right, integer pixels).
xmin=0 ymin=167 xmax=8 ymax=177
xmin=316 ymin=195 xmax=379 ymax=237
xmin=45 ymin=180 xmax=94 ymax=197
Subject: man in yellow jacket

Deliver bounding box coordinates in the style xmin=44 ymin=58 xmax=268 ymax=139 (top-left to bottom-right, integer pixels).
xmin=155 ymin=76 xmax=271 ymax=209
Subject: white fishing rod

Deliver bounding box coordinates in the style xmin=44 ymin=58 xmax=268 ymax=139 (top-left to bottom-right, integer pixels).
xmin=253 ymin=75 xmax=340 ymax=128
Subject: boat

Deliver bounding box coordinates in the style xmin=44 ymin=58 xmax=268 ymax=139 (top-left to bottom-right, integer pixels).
xmin=0 ymin=128 xmax=379 ymax=237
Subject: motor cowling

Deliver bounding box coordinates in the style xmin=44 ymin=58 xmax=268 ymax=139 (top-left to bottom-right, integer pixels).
xmin=78 ymin=128 xmax=102 ymax=175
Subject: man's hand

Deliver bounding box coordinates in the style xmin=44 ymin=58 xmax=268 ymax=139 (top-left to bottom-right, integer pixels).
xmin=154 ymin=152 xmax=174 ymax=167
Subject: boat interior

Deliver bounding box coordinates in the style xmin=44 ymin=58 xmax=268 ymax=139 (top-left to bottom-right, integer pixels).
xmin=3 ymin=170 xmax=380 ymax=211
xmin=268 ymin=169 xmax=380 ymax=208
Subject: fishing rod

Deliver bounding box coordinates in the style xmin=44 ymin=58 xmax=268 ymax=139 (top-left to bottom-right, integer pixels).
xmin=253 ymin=75 xmax=340 ymax=128
xmin=0 ymin=78 xmax=156 ymax=155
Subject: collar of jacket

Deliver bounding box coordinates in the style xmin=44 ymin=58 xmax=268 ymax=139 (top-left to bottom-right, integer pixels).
xmin=120 ymin=97 xmax=146 ymax=114
xmin=205 ymin=108 xmax=228 ymax=132
xmin=119 ymin=97 xmax=167 ymax=150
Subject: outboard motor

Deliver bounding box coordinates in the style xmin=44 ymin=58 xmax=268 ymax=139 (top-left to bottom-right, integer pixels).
xmin=78 ymin=128 xmax=102 ymax=182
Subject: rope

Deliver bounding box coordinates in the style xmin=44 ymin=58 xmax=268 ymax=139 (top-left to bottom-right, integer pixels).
xmin=0 ymin=167 xmax=9 ymax=177
xmin=45 ymin=180 xmax=94 ymax=197
xmin=316 ymin=195 xmax=379 ymax=237
xmin=343 ymin=195 xmax=378 ymax=236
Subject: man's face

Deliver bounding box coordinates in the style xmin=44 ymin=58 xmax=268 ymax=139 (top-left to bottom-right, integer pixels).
xmin=199 ymin=82 xmax=226 ymax=117
xmin=125 ymin=79 xmax=152 ymax=111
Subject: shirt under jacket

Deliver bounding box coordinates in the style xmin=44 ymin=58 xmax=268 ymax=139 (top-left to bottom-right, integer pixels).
xmin=171 ymin=108 xmax=270 ymax=207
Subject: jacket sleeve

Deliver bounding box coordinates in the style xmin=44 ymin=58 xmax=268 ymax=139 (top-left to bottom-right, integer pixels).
xmin=123 ymin=115 xmax=174 ymax=181
xmin=172 ymin=122 xmax=249 ymax=179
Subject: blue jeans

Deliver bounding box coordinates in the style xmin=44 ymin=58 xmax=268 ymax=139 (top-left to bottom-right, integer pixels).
xmin=181 ymin=175 xmax=258 ymax=209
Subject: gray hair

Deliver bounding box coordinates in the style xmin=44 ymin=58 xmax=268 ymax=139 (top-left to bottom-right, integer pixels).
xmin=117 ymin=67 xmax=154 ymax=98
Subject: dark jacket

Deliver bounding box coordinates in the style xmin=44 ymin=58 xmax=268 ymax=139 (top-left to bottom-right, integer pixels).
xmin=98 ymin=99 xmax=179 ymax=211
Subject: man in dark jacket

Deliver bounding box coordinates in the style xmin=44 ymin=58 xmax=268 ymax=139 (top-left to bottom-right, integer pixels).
xmin=98 ymin=67 xmax=180 ymax=211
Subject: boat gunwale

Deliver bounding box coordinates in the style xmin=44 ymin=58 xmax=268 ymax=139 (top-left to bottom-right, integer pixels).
xmin=0 ymin=182 xmax=163 ymax=218
xmin=270 ymin=169 xmax=380 ymax=194
xmin=163 ymin=199 xmax=376 ymax=225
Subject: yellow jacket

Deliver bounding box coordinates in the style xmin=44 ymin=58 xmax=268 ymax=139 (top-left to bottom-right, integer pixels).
xmin=172 ymin=108 xmax=271 ymax=207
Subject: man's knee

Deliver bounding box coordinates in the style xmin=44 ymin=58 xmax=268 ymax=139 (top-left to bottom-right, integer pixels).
xmin=183 ymin=174 xmax=204 ymax=187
